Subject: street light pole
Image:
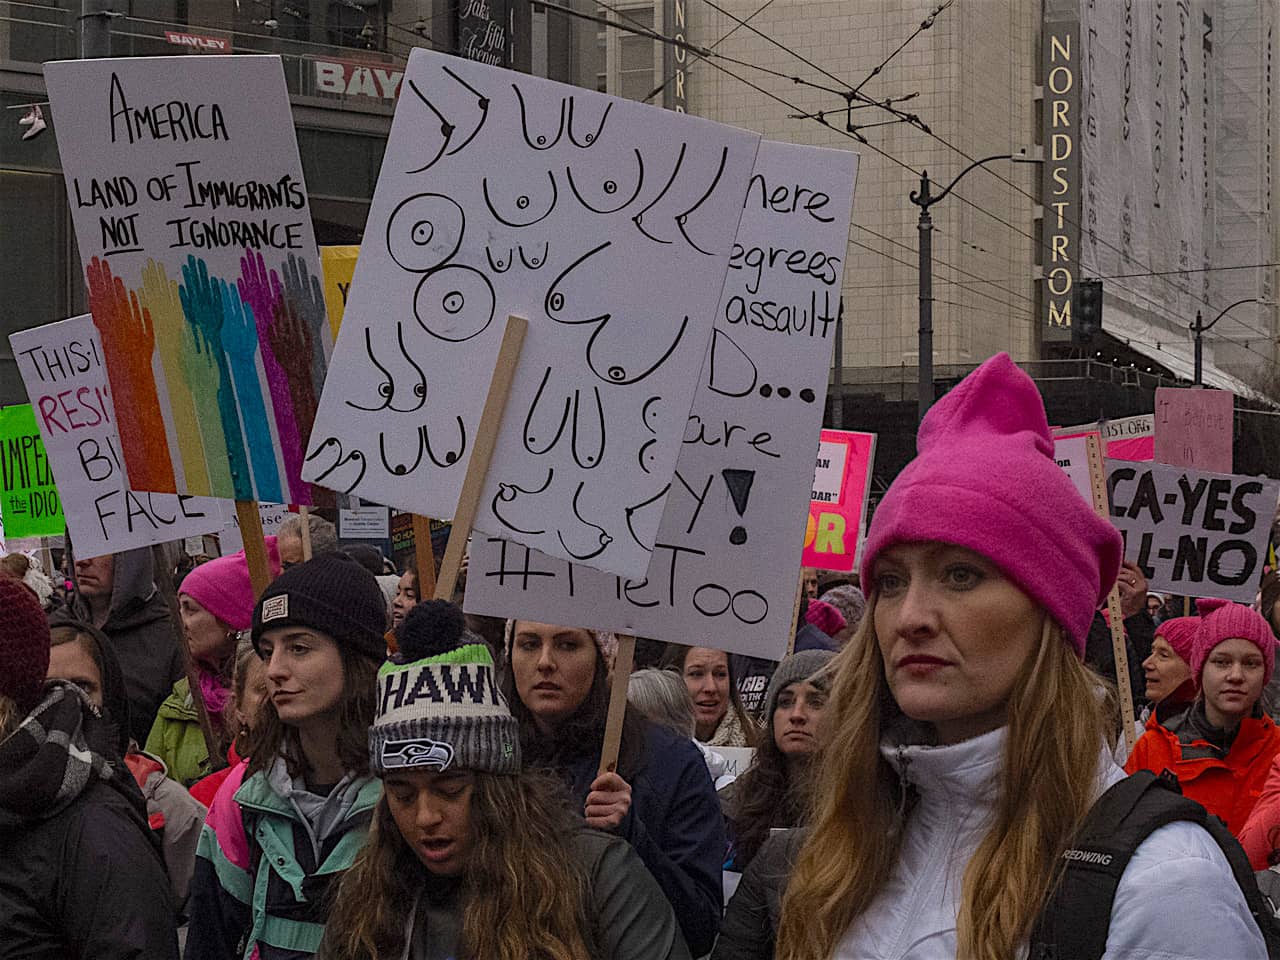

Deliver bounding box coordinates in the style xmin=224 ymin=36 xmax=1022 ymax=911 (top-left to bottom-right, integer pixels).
xmin=909 ymin=153 xmax=1042 ymax=422
xmin=1190 ymin=298 xmax=1268 ymax=385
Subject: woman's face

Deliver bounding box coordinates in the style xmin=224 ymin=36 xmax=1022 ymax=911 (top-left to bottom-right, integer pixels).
xmin=258 ymin=626 xmax=347 ymax=728
xmin=1201 ymin=637 xmax=1266 ymax=728
xmin=233 ymin=654 xmax=270 ymax=736
xmin=179 ymin=594 xmax=233 ymax=669
xmin=873 ymin=542 xmax=1041 ymax=744
xmin=46 ymin=638 xmax=103 ymax=709
xmin=683 ymin=647 xmax=730 ymax=740
xmin=510 ymin=622 xmax=598 ymax=733
xmin=392 ymin=570 xmax=418 ymax=629
xmin=1142 ymin=636 xmax=1192 ymax=704
xmin=772 ymin=680 xmax=827 ymax=758
xmin=384 ymin=768 xmax=476 ymax=877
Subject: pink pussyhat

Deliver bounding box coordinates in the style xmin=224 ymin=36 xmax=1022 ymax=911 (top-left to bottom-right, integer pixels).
xmin=1154 ymin=616 xmax=1200 ymax=665
xmin=180 ymin=537 xmax=282 ymax=631
xmin=1190 ymin=598 xmax=1278 ymax=686
xmin=860 ymin=353 xmax=1122 ymax=654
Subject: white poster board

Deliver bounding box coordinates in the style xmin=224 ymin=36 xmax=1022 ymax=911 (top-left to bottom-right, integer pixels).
xmin=9 ymin=315 xmax=229 ymax=558
xmin=1106 ymin=458 xmax=1280 ymax=602
xmin=466 ymin=141 xmax=858 ymax=658
xmin=306 ymin=48 xmax=761 ymax=578
xmin=44 ymin=55 xmax=330 ymax=505
xmin=1053 ymin=434 xmax=1094 ymax=503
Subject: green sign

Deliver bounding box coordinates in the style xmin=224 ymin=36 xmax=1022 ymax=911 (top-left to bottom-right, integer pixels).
xmin=0 ymin=404 xmax=64 ymax=539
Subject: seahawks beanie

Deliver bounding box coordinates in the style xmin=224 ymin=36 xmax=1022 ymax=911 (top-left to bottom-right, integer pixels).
xmin=370 ymin=601 xmax=520 ymax=775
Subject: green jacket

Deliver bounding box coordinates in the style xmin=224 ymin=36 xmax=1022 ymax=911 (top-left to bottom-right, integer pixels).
xmin=144 ymin=678 xmax=211 ymax=787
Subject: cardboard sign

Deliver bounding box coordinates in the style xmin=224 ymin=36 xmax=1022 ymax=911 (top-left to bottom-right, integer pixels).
xmin=1106 ymin=458 xmax=1280 ymax=602
xmin=1053 ymin=433 xmax=1096 ymax=503
xmin=802 ymin=429 xmax=875 ymax=573
xmin=321 ymin=245 xmax=359 ymax=341
xmin=308 ymin=48 xmax=761 ymax=578
xmin=44 ymin=55 xmax=330 ymax=505
xmin=9 ymin=315 xmax=228 ymax=558
xmin=465 ymin=141 xmax=858 ymax=658
xmin=1059 ymin=414 xmax=1154 ymax=462
xmin=0 ymin=405 xmax=65 ymax=538
xmin=1154 ymin=387 xmax=1233 ymax=473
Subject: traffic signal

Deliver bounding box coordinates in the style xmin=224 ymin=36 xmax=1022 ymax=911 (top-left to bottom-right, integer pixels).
xmin=1074 ymin=279 xmax=1103 ymax=342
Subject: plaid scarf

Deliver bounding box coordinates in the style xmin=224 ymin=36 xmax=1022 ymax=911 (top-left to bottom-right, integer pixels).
xmin=0 ymin=681 xmax=125 ymax=825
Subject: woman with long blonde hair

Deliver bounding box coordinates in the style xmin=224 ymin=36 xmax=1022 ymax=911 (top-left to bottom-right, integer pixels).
xmin=322 ymin=601 xmax=689 ymax=960
xmin=764 ymin=355 xmax=1267 ymax=960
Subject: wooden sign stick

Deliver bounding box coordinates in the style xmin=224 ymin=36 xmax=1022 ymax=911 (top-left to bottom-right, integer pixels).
xmin=298 ymin=505 xmax=313 ymax=561
xmin=235 ymin=500 xmax=273 ymax=599
xmin=434 ymin=315 xmax=529 ymax=601
xmin=598 ymin=634 xmax=636 ymax=776
xmin=785 ymin=577 xmax=805 ymax=656
xmin=1085 ymin=435 xmax=1136 ymax=752
xmin=412 ymin=514 xmax=439 ymax=599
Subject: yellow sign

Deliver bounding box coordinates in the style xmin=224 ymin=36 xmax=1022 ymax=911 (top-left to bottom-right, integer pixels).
xmin=320 ymin=245 xmax=359 ymax=340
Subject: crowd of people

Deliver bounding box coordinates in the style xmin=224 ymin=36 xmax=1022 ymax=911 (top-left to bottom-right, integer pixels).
xmin=7 ymin=354 xmax=1280 ymax=957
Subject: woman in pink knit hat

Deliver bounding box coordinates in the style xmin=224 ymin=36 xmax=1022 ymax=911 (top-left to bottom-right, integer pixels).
xmin=1139 ymin=615 xmax=1200 ymax=717
xmin=1125 ymin=599 xmax=1280 ymax=835
xmin=756 ymin=354 xmax=1267 ymax=960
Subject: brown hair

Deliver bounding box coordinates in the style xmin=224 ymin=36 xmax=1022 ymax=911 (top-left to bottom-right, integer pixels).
xmin=661 ymin=643 xmax=758 ymax=747
xmin=323 ymin=772 xmax=603 ymax=960
xmin=776 ymin=604 xmax=1115 ymax=960
xmin=242 ymin=644 xmax=379 ymax=780
xmin=0 ymin=693 xmax=21 ymax=743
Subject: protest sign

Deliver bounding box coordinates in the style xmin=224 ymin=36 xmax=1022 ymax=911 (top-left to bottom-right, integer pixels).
xmin=802 ymin=429 xmax=875 ymax=573
xmin=1053 ymin=432 xmax=1096 ymax=504
xmin=0 ymin=404 xmax=65 ymax=538
xmin=9 ymin=315 xmax=228 ymax=558
xmin=1058 ymin=414 xmax=1154 ymax=462
xmin=308 ymin=47 xmax=761 ymax=578
xmin=1106 ymin=458 xmax=1280 ymax=602
xmin=1154 ymin=387 xmax=1233 ymax=473
xmin=44 ymin=55 xmax=330 ymax=506
xmin=466 ymin=140 xmax=858 ymax=658
xmin=321 ymin=245 xmax=359 ymax=341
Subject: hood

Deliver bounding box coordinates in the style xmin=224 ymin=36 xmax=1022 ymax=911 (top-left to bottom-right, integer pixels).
xmin=47 ymin=618 xmax=133 ymax=758
xmin=70 ymin=546 xmax=168 ymax=631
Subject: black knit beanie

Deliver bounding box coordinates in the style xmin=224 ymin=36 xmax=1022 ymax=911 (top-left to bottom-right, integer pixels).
xmin=252 ymin=552 xmax=387 ymax=663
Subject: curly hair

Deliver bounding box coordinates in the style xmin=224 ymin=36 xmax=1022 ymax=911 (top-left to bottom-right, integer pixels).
xmin=323 ymin=772 xmax=604 ymax=960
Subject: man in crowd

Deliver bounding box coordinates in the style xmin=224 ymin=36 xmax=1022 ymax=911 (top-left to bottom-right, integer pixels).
xmin=276 ymin=513 xmax=338 ymax=568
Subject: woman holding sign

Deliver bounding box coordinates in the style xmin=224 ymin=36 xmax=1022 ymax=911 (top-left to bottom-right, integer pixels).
xmin=503 ymin=621 xmax=725 ymax=957
xmin=769 ymin=355 xmax=1267 ymax=960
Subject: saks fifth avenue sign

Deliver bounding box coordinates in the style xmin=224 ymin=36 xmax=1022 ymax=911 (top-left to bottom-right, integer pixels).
xmin=1043 ymin=19 xmax=1080 ymax=334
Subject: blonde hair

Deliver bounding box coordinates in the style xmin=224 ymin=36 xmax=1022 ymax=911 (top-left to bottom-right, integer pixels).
xmin=776 ymin=600 xmax=1116 ymax=960
xmin=0 ymin=693 xmax=21 ymax=744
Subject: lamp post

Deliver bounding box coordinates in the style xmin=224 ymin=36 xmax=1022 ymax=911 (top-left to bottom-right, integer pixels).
xmin=1191 ymin=299 xmax=1269 ymax=385
xmin=908 ymin=153 xmax=1042 ymax=422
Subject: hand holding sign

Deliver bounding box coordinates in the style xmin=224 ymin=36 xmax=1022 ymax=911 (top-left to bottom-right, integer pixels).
xmin=584 ymin=770 xmax=632 ymax=830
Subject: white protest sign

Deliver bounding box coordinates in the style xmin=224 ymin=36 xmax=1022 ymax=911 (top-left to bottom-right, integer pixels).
xmin=1106 ymin=458 xmax=1280 ymax=602
xmin=44 ymin=55 xmax=330 ymax=505
xmin=307 ymin=47 xmax=761 ymax=578
xmin=466 ymin=141 xmax=858 ymax=658
xmin=811 ymin=440 xmax=846 ymax=502
xmin=9 ymin=315 xmax=228 ymax=558
xmin=1053 ymin=434 xmax=1094 ymax=503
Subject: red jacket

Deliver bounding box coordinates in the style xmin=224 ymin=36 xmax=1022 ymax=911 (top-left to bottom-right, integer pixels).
xmin=1239 ymin=754 xmax=1280 ymax=869
xmin=1124 ymin=703 xmax=1280 ymax=836
xmin=188 ymin=745 xmax=242 ymax=810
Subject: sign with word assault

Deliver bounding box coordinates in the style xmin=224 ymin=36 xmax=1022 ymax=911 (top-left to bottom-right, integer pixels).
xmin=0 ymin=404 xmax=64 ymax=538
xmin=1106 ymin=459 xmax=1280 ymax=603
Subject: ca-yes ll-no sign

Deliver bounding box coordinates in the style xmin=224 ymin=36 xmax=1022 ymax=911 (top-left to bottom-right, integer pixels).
xmin=306 ymin=48 xmax=760 ymax=578
xmin=466 ymin=140 xmax=858 ymax=658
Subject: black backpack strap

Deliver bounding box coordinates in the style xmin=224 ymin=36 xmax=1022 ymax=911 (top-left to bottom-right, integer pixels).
xmin=1030 ymin=771 xmax=1207 ymax=960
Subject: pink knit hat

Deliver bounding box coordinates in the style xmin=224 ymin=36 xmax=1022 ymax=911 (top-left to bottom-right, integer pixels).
xmin=860 ymin=353 xmax=1122 ymax=655
xmin=180 ymin=537 xmax=282 ymax=632
xmin=1154 ymin=616 xmax=1199 ymax=665
xmin=805 ymin=599 xmax=847 ymax=638
xmin=1190 ymin=598 xmax=1277 ymax=686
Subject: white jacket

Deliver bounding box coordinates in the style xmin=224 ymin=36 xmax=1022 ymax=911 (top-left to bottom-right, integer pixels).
xmin=834 ymin=725 xmax=1267 ymax=959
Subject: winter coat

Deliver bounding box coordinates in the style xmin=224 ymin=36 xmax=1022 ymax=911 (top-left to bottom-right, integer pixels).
xmin=191 ymin=745 xmax=245 ymax=809
xmin=145 ymin=676 xmax=214 ymax=786
xmin=124 ymin=748 xmax=208 ymax=912
xmin=553 ymin=720 xmax=726 ymax=957
xmin=1237 ymin=752 xmax=1280 ymax=869
xmin=188 ymin=757 xmax=379 ymax=960
xmin=822 ymin=724 xmax=1266 ymax=959
xmin=64 ymin=546 xmax=185 ymax=745
xmin=718 ymin=772 xmax=805 ymax=873
xmin=369 ymin=829 xmax=693 ymax=960
xmin=0 ymin=681 xmax=178 ymax=959
xmin=712 ymin=829 xmax=804 ymax=960
xmin=1124 ymin=702 xmax=1280 ymax=834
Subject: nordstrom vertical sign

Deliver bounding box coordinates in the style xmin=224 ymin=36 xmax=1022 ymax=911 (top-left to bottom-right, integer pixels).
xmin=1042 ymin=17 xmax=1081 ymax=333
xmin=663 ymin=0 xmax=688 ymax=113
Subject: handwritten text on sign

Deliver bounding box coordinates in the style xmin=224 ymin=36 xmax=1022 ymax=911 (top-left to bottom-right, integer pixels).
xmin=9 ymin=315 xmax=228 ymax=558
xmin=0 ymin=405 xmax=65 ymax=539
xmin=1106 ymin=458 xmax=1280 ymax=603
xmin=1154 ymin=387 xmax=1233 ymax=473
xmin=466 ymin=140 xmax=858 ymax=658
xmin=802 ymin=429 xmax=876 ymax=574
xmin=307 ymin=47 xmax=760 ymax=579
xmin=44 ymin=55 xmax=330 ymax=506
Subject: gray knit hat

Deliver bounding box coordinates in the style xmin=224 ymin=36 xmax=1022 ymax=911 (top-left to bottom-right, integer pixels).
xmin=370 ymin=601 xmax=520 ymax=776
xmin=764 ymin=650 xmax=836 ymax=719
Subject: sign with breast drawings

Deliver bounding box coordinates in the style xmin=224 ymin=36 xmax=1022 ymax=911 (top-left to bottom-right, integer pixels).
xmin=307 ymin=47 xmax=761 ymax=578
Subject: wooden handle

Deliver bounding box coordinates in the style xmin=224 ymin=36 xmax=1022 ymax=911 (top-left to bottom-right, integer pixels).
xmin=298 ymin=505 xmax=313 ymax=562
xmin=786 ymin=576 xmax=804 ymax=656
xmin=434 ymin=315 xmax=528 ymax=601
xmin=412 ymin=514 xmax=439 ymax=599
xmin=235 ymin=500 xmax=272 ymax=599
xmin=598 ymin=634 xmax=636 ymax=777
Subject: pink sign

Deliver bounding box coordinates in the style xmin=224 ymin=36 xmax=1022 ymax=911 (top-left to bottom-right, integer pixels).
xmin=1056 ymin=414 xmax=1154 ymax=462
xmin=1154 ymin=387 xmax=1234 ymax=473
xmin=802 ymin=429 xmax=876 ymax=573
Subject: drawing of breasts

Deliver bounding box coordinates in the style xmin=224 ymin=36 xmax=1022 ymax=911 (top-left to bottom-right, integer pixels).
xmin=632 ymin=142 xmax=731 ymax=256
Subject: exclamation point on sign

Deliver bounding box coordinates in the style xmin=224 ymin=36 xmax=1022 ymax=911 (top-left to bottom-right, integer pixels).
xmin=722 ymin=468 xmax=755 ymax=545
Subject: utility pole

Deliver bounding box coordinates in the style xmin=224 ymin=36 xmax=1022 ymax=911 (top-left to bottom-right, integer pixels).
xmin=80 ymin=0 xmax=113 ymax=59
